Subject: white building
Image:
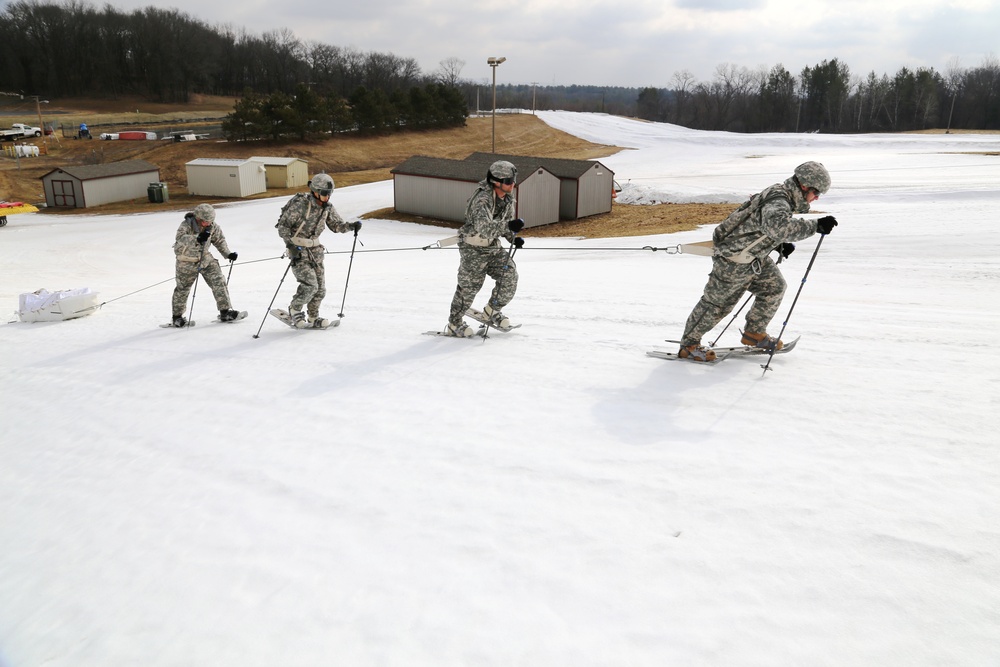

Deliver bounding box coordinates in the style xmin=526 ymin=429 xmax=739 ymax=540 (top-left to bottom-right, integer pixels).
xmin=391 ymin=156 xmax=561 ymax=228
xmin=185 ymin=158 xmax=267 ymax=198
xmin=391 ymin=153 xmax=615 ymax=228
xmin=40 ymin=160 xmax=161 ymax=209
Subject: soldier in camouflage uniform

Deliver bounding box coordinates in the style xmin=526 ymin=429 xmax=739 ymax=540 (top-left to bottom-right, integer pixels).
xmin=678 ymin=161 xmax=839 ymax=361
xmin=445 ymin=160 xmax=526 ymax=337
xmin=171 ymin=203 xmax=241 ymax=327
xmin=275 ymin=173 xmax=361 ymax=328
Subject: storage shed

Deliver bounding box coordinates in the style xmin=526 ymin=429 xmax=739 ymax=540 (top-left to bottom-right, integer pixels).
xmin=391 ymin=156 xmax=560 ymax=228
xmin=468 ymin=152 xmax=615 ymax=220
xmin=250 ymin=156 xmax=309 ymax=189
xmin=40 ymin=160 xmax=160 ymax=209
xmin=185 ymin=158 xmax=267 ymax=198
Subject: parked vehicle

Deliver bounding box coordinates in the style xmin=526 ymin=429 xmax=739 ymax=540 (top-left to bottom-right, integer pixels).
xmin=0 ymin=123 xmax=43 ymax=141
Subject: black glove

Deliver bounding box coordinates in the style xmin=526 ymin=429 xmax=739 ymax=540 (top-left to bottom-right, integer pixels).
xmin=513 ymin=237 xmax=525 ymax=249
xmin=778 ymin=242 xmax=795 ymax=259
xmin=508 ymin=218 xmax=525 ymax=233
xmin=227 ymin=252 xmax=238 ymax=262
xmin=196 ymin=230 xmax=211 ymax=244
xmin=817 ymin=216 xmax=838 ymax=235
xmin=286 ymin=244 xmax=301 ymax=260
xmin=350 ymin=221 xmax=362 ymax=232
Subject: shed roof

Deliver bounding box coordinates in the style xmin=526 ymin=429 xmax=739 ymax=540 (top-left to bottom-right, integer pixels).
xmin=392 ymin=155 xmax=552 ymax=183
xmin=466 ymin=152 xmax=613 ymax=179
xmin=40 ymin=159 xmax=159 ymax=182
xmin=249 ymin=156 xmax=308 ymax=166
xmin=186 ymin=158 xmax=259 ymax=167
xmin=391 ymin=156 xmax=489 ymax=183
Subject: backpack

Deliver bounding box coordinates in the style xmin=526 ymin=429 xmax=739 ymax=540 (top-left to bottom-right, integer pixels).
xmin=712 ymin=188 xmax=792 ymax=246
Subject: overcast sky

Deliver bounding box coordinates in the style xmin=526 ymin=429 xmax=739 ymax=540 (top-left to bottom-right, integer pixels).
xmin=108 ymin=0 xmax=997 ymax=87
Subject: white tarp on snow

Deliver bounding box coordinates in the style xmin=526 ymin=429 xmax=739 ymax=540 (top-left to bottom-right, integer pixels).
xmin=17 ymin=287 xmax=100 ymax=322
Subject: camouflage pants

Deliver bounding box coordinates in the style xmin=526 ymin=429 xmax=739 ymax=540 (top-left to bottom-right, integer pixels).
xmin=449 ymin=245 xmax=518 ymax=326
xmin=681 ymin=256 xmax=787 ymax=346
xmin=289 ymin=247 xmax=328 ymax=317
xmin=172 ymin=259 xmax=231 ymax=317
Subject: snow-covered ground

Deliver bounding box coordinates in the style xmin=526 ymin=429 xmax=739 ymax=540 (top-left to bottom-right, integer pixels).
xmin=2 ymin=113 xmax=999 ymax=667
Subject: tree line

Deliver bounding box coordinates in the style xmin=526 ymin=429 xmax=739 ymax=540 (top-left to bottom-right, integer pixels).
xmin=626 ymin=58 xmax=1000 ymax=133
xmin=221 ymin=83 xmax=467 ymax=141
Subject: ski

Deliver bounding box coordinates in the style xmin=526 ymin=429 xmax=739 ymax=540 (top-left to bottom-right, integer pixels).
xmin=709 ymin=336 xmax=800 ymax=357
xmin=649 ymin=336 xmax=800 ymax=364
xmin=646 ymin=349 xmax=733 ymax=364
xmin=269 ymin=308 xmax=340 ymax=330
xmin=423 ymin=329 xmax=484 ymax=338
xmin=160 ymin=311 xmax=248 ymax=328
xmin=465 ymin=307 xmax=521 ymax=332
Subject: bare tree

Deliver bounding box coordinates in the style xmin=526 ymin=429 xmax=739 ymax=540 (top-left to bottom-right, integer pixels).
xmin=435 ymin=57 xmax=465 ymax=87
xmin=670 ymin=69 xmax=696 ymax=125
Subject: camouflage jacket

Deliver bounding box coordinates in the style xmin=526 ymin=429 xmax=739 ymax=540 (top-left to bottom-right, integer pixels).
xmin=174 ymin=214 xmax=231 ymax=266
xmin=275 ymin=192 xmax=349 ymax=249
xmin=712 ymin=177 xmax=818 ymax=264
xmin=458 ymin=180 xmax=516 ymax=247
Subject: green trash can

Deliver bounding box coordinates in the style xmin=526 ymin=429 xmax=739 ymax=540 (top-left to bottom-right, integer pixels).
xmin=147 ymin=182 xmax=163 ymax=203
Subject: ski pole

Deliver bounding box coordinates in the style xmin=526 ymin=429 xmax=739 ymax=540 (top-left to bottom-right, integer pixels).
xmin=226 ymin=258 xmax=235 ymax=286
xmin=710 ymin=294 xmax=752 ymax=347
xmin=761 ymin=234 xmax=826 ymax=375
xmin=338 ymin=225 xmax=362 ymax=319
xmin=481 ymin=240 xmax=519 ymax=341
xmin=711 ymin=248 xmax=786 ymax=346
xmin=185 ymin=239 xmax=209 ymax=327
xmin=252 ymin=261 xmax=293 ymax=339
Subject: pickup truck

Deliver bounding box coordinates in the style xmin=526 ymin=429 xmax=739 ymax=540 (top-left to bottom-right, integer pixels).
xmin=0 ymin=123 xmax=43 ymax=140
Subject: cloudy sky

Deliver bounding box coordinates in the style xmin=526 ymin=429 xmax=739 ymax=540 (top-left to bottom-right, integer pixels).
xmin=109 ymin=0 xmax=996 ymax=87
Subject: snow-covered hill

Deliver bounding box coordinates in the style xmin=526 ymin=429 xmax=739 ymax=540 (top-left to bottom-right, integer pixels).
xmin=2 ymin=113 xmax=998 ymax=666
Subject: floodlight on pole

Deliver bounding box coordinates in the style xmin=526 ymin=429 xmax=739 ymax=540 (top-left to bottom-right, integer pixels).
xmin=487 ymin=56 xmax=506 ymax=153
xmin=32 ymin=95 xmax=49 ymax=148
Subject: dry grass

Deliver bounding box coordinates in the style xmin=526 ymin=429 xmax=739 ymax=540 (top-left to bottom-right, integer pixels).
xmin=1 ymin=95 xmax=735 ymax=237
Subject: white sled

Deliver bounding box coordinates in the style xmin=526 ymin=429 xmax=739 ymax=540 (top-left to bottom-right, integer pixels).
xmin=17 ymin=288 xmax=101 ymax=323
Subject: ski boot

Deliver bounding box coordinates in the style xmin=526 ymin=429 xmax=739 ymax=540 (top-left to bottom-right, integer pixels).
xmin=483 ymin=304 xmax=510 ymax=329
xmin=445 ymin=322 xmax=476 ymax=338
xmin=741 ymin=331 xmax=783 ymax=352
xmin=677 ymin=344 xmax=716 ymax=362
xmin=289 ymin=307 xmax=309 ymax=329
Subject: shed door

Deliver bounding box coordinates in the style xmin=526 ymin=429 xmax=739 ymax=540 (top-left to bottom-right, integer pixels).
xmin=51 ymin=179 xmax=77 ymax=207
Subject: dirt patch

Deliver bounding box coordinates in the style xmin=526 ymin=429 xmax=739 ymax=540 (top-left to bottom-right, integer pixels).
xmin=2 ymin=101 xmax=735 ymax=238
xmin=366 ymin=202 xmax=734 ymax=239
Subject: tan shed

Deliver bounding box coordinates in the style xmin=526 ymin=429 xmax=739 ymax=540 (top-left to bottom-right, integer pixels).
xmin=249 ymin=156 xmax=309 ymax=189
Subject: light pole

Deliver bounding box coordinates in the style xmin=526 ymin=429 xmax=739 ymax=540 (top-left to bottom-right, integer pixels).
xmin=32 ymin=95 xmax=49 ymax=149
xmin=487 ymin=56 xmax=505 ymax=153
